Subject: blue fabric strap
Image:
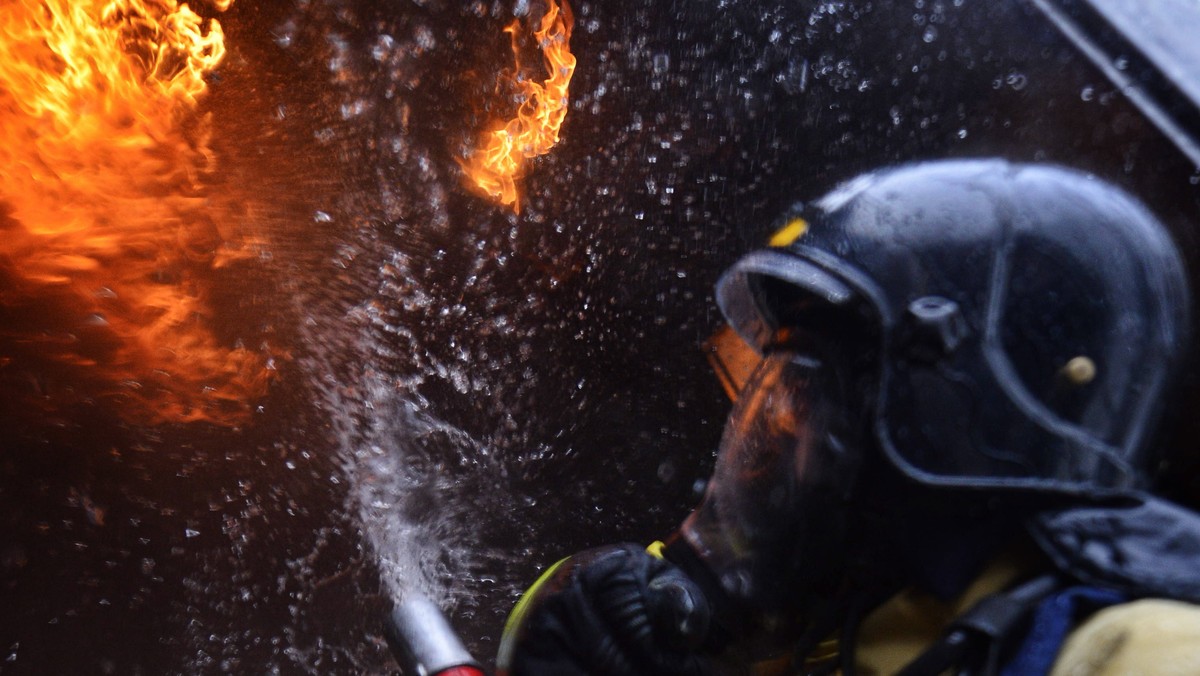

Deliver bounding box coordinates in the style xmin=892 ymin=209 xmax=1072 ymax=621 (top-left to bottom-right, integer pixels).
xmin=1000 ymin=587 xmax=1125 ymax=676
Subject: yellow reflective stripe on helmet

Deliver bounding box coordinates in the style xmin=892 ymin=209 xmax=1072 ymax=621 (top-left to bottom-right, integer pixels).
xmin=769 ymin=217 xmax=808 ymax=247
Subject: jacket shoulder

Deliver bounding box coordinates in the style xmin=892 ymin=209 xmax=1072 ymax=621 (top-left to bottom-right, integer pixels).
xmin=1051 ymin=599 xmax=1200 ymax=676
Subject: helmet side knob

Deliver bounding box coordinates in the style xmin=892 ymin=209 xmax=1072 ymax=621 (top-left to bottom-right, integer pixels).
xmin=901 ymin=296 xmax=968 ymax=363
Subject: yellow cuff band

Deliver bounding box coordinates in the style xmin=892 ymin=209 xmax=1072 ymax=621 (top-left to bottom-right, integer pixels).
xmin=646 ymin=540 xmax=666 ymax=559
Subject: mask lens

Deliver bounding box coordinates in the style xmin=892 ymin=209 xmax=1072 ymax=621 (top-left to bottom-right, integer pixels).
xmin=719 ymin=352 xmax=817 ymax=485
xmin=679 ymin=348 xmax=861 ymax=627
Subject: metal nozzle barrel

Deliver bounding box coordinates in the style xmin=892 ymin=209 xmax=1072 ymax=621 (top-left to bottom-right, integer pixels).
xmin=386 ymin=593 xmax=485 ymax=676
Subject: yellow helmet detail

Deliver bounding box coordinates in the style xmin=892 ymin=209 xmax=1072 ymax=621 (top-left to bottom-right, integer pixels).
xmin=769 ymin=217 xmax=809 ymax=247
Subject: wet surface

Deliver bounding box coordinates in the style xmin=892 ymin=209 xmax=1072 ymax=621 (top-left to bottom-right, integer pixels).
xmin=3 ymin=1 xmax=1200 ymax=674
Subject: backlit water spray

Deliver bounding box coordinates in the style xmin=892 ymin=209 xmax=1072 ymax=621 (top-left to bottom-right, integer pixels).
xmin=297 ymin=1 xmax=583 ymax=648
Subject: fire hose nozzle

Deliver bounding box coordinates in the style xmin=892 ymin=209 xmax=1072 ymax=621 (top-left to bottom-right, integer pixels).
xmin=386 ymin=593 xmax=486 ymax=676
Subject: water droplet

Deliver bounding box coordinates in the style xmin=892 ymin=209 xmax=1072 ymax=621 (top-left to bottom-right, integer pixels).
xmin=657 ymin=461 xmax=675 ymax=482
xmin=413 ymin=25 xmax=436 ymax=50
xmin=272 ymin=21 xmax=296 ymax=49
xmin=1081 ymin=86 xmax=1095 ymax=101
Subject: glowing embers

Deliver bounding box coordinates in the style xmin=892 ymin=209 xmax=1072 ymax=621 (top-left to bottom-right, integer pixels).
xmin=0 ymin=0 xmax=270 ymax=425
xmin=462 ymin=0 xmax=576 ymax=212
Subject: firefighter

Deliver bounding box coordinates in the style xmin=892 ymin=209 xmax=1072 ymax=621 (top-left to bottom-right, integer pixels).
xmin=496 ymin=160 xmax=1200 ymax=675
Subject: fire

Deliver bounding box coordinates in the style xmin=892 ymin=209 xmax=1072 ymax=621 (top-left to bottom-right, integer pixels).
xmin=0 ymin=0 xmax=270 ymax=425
xmin=462 ymin=0 xmax=576 ymax=211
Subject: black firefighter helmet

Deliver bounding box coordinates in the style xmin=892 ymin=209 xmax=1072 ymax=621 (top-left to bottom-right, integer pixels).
xmin=719 ymin=159 xmax=1190 ymax=496
xmin=716 ymin=158 xmax=1200 ymax=601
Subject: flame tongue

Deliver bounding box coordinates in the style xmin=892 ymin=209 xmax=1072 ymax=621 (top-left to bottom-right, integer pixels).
xmin=463 ymin=0 xmax=577 ymax=211
xmin=0 ymin=1 xmax=269 ymax=425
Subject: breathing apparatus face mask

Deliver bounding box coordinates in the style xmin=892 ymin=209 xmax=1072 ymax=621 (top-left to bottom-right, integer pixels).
xmin=678 ymin=340 xmax=867 ymax=645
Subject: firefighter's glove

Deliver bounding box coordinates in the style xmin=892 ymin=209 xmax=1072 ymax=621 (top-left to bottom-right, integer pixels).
xmin=497 ymin=543 xmax=714 ymax=676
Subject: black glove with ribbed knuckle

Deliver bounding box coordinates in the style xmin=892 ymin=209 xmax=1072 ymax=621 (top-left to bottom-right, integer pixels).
xmin=498 ymin=543 xmax=715 ymax=676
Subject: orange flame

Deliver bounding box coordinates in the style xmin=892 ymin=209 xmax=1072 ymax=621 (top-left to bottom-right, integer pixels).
xmin=461 ymin=0 xmax=576 ymax=212
xmin=0 ymin=0 xmax=271 ymax=425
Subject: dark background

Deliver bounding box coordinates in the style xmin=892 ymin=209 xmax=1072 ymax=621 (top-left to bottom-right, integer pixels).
xmin=2 ymin=0 xmax=1198 ymax=673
